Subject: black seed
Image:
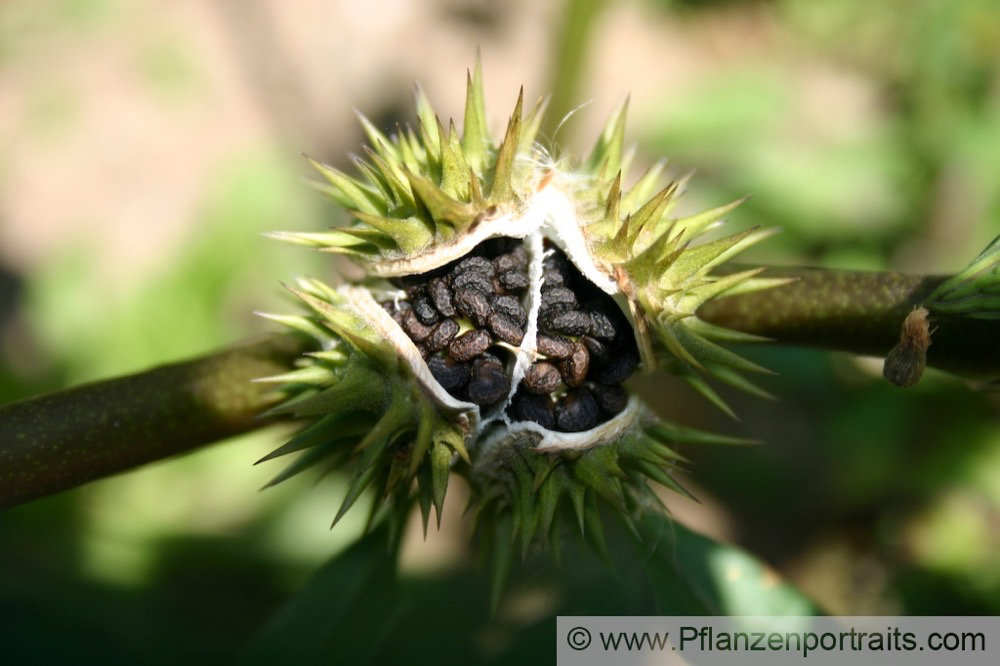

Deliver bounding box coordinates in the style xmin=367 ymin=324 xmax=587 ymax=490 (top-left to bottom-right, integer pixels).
xmin=452 ymin=269 xmax=493 ymax=293
xmin=467 ymin=358 xmax=510 ymax=406
xmin=383 ymin=300 xmax=408 ymax=328
xmin=498 ymin=269 xmax=529 ymax=291
xmin=401 ymin=308 xmax=433 ymax=342
xmin=556 ymin=389 xmax=599 ymax=432
xmin=521 ymin=362 xmax=562 ymax=395
xmin=425 ymin=318 xmax=459 ymax=353
xmin=542 ymin=253 xmax=571 ymax=284
xmin=412 ymin=294 xmax=440 ymax=325
xmin=448 ymin=328 xmax=491 ymax=362
xmin=588 ymin=311 xmax=616 ymax=339
xmin=540 ymin=286 xmax=577 ymax=312
xmin=428 ymin=355 xmax=470 ymax=392
xmin=455 ymin=256 xmax=493 ymax=275
xmin=546 ymin=310 xmax=591 ymax=337
xmin=493 ymin=250 xmax=526 ymax=274
xmin=580 ymin=335 xmax=609 ymax=359
xmin=596 ymin=352 xmax=639 ymax=384
xmin=404 ymin=283 xmax=426 ymax=299
xmin=488 ymin=312 xmax=524 ymax=345
xmin=478 ymin=351 xmax=502 ymax=367
xmin=536 ymin=333 xmax=574 ymax=359
xmin=454 ymin=288 xmax=492 ymax=326
xmin=508 ymin=391 xmax=555 ymax=429
xmin=490 ymin=294 xmax=527 ymax=325
xmin=541 ymin=268 xmax=565 ymax=288
xmin=592 ymin=383 xmax=628 ymax=414
xmin=428 ymin=278 xmax=455 ymax=317
xmin=559 ymin=342 xmax=590 ymax=387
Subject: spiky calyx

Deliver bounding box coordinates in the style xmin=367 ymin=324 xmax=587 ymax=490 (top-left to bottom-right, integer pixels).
xmin=926 ymin=233 xmax=1000 ymax=320
xmin=259 ymin=63 xmax=776 ymax=556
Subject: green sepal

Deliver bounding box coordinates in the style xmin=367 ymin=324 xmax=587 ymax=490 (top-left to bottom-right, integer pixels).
xmin=351 ymin=211 xmax=432 ymax=255
xmin=438 ymin=118 xmax=472 ymax=200
xmin=406 ymin=171 xmax=477 ymax=231
xmin=490 ymin=511 xmax=514 ymax=613
xmin=334 ymin=460 xmax=384 ymax=528
xmin=430 ymin=440 xmax=452 ymax=528
xmin=306 ymin=156 xmax=386 ymax=216
xmin=586 ymin=97 xmax=628 ymax=180
xmin=416 ymin=458 xmax=434 ymax=536
xmin=519 ymin=95 xmax=548 ymax=154
xmin=461 ymin=61 xmax=491 ymax=174
xmin=489 ymin=88 xmax=523 ymax=204
xmin=256 ymin=411 xmax=373 ymax=464
xmin=927 ymin=233 xmax=1000 ymax=319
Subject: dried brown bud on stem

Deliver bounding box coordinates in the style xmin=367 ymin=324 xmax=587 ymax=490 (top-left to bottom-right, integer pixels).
xmin=883 ymin=306 xmax=932 ymax=387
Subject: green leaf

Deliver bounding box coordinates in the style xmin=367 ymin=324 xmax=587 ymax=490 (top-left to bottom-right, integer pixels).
xmin=639 ymin=514 xmax=819 ymax=615
xmin=240 ymin=527 xmax=402 ymax=664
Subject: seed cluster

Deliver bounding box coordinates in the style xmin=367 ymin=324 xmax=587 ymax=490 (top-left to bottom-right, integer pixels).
xmin=508 ymin=246 xmax=638 ymax=432
xmin=382 ymin=238 xmax=639 ymax=433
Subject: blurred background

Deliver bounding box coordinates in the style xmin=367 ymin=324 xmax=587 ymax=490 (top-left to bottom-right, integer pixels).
xmin=1 ymin=0 xmax=999 ymax=660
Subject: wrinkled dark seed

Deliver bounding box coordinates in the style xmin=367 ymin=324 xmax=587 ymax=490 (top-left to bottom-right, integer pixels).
xmin=428 ymin=278 xmax=455 ymax=317
xmin=540 ymin=286 xmax=577 ymax=312
xmin=508 ymin=392 xmax=555 ymax=429
xmin=588 ymin=311 xmax=616 ymax=339
xmin=540 ymin=268 xmax=565 ymax=288
xmin=597 ymin=353 xmax=638 ymax=384
xmin=545 ymin=310 xmax=591 ymax=337
xmin=427 ymin=355 xmax=470 ymax=391
xmin=388 ymin=238 xmax=640 ymax=432
xmin=467 ymin=359 xmax=510 ymax=406
xmin=477 ymin=350 xmax=503 ymax=367
xmin=559 ymin=342 xmax=590 ymax=387
xmin=580 ymin=335 xmax=609 ymax=359
xmin=536 ymin=333 xmax=574 ymax=359
xmin=488 ymin=312 xmax=524 ymax=345
xmin=412 ymin=294 xmax=440 ymax=325
xmin=383 ymin=301 xmax=408 ymax=328
xmin=455 ymin=256 xmax=493 ymax=276
xmin=493 ymin=251 xmax=526 ymax=274
xmin=452 ymin=269 xmax=493 ymax=293
xmin=542 ymin=252 xmax=570 ymax=272
xmin=425 ymin=318 xmax=459 ymax=353
xmin=448 ymin=328 xmax=492 ymax=362
xmin=491 ymin=294 xmax=527 ymax=325
xmin=522 ymin=362 xmax=562 ymax=395
xmin=498 ymin=269 xmax=529 ymax=291
xmin=592 ymin=383 xmax=628 ymax=414
xmin=454 ymin=288 xmax=492 ymax=326
xmin=401 ymin=308 xmax=433 ymax=342
xmin=556 ymin=389 xmax=599 ymax=432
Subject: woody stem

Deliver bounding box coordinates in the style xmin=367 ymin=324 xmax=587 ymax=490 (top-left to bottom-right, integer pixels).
xmin=697 ymin=266 xmax=999 ymax=379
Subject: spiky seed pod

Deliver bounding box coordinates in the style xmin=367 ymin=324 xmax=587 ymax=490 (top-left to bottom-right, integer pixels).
xmin=259 ymin=62 xmax=775 ymax=558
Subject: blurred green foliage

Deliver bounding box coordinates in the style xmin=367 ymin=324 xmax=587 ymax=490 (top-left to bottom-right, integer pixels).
xmin=0 ymin=0 xmax=998 ymax=660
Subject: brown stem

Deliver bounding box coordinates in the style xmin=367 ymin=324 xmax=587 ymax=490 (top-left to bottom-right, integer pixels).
xmin=698 ymin=266 xmax=1000 ymax=379
xmin=0 ymin=333 xmax=310 ymax=510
